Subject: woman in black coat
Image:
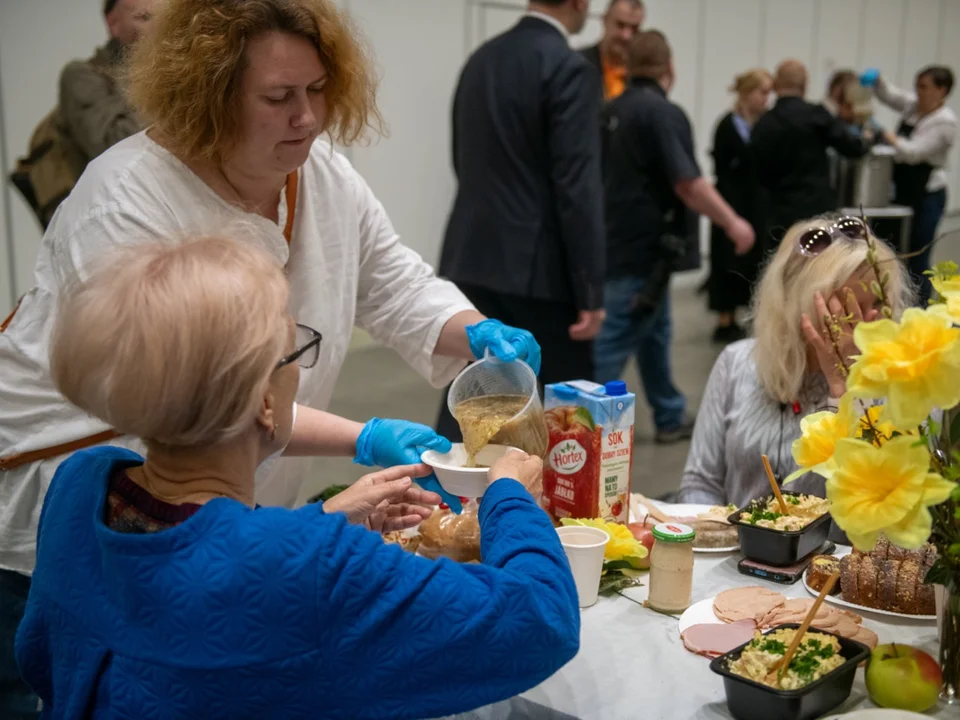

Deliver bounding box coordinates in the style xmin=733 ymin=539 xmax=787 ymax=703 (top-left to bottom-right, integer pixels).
xmin=708 ymin=69 xmax=772 ymax=343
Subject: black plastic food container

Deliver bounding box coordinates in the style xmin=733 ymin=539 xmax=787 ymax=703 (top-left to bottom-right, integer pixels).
xmin=728 ymin=494 xmax=832 ymax=566
xmin=710 ymin=623 xmax=870 ymax=720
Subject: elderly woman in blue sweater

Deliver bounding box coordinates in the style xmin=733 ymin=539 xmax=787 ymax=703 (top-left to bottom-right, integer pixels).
xmin=15 ymin=236 xmax=579 ymax=720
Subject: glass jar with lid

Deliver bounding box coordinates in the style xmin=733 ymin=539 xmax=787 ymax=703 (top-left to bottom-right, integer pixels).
xmin=647 ymin=523 xmax=696 ymax=613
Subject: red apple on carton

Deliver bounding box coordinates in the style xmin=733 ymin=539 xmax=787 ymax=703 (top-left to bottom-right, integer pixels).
xmin=627 ymin=523 xmax=654 ymax=570
xmin=865 ymin=643 xmax=942 ymax=713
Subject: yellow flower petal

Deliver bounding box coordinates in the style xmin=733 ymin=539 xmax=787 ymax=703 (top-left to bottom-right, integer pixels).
xmin=845 ymin=529 xmax=880 ymax=553
xmin=882 ymin=501 xmax=934 ymax=550
xmin=826 ymin=437 xmax=930 ymax=535
xmin=847 ymin=309 xmax=960 ymax=427
xmin=919 ymin=472 xmax=957 ymax=507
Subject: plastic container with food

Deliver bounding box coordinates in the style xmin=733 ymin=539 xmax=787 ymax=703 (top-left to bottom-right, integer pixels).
xmin=447 ymin=354 xmax=548 ymax=461
xmin=728 ymin=493 xmax=832 ymax=566
xmin=709 ymin=623 xmax=870 ymax=720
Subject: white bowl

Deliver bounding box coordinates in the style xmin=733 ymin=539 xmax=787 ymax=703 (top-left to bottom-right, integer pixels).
xmin=420 ymin=443 xmax=519 ymax=499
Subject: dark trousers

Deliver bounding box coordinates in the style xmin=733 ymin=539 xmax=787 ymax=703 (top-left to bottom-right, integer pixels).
xmin=435 ymin=283 xmax=594 ymax=442
xmin=0 ymin=569 xmax=39 ymax=719
xmin=909 ymin=188 xmax=947 ymax=306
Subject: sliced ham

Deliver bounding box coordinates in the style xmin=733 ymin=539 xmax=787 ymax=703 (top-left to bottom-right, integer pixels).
xmin=714 ymin=587 xmax=786 ymax=624
xmin=852 ymin=626 xmax=879 ymax=649
xmin=681 ymin=620 xmax=757 ymax=658
xmin=758 ymin=598 xmax=835 ymax=629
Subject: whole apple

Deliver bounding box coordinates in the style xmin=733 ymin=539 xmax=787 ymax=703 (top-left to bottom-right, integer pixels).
xmin=865 ymin=643 xmax=942 ymax=713
xmin=627 ymin=523 xmax=655 ymax=570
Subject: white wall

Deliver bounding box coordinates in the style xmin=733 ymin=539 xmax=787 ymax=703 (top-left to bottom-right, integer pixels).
xmin=2 ymin=0 xmax=960 ymax=312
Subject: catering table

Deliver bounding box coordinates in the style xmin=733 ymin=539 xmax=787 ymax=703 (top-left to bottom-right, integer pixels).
xmin=455 ymin=535 xmax=950 ymax=719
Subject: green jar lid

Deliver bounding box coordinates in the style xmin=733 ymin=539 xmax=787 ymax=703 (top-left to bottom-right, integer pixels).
xmin=653 ymin=522 xmax=696 ymax=543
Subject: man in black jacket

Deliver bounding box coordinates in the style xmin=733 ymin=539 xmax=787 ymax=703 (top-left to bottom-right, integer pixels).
xmin=598 ymin=31 xmax=755 ymax=443
xmin=580 ymin=0 xmax=645 ymax=104
xmin=751 ymin=59 xmax=870 ymax=244
xmin=437 ymin=0 xmax=605 ymax=439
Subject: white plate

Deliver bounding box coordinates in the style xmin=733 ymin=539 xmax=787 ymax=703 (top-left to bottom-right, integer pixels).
xmin=801 ymin=575 xmax=937 ymax=622
xmin=630 ymin=499 xmax=740 ymax=553
xmin=822 ymin=710 xmax=930 ymax=720
xmin=677 ymin=596 xmax=723 ymax=634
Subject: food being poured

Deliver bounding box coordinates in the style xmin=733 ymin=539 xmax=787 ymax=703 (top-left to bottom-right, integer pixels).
xmin=739 ymin=495 xmax=830 ymax=531
xmin=453 ymin=394 xmax=548 ymax=466
xmin=728 ymin=628 xmax=845 ymax=690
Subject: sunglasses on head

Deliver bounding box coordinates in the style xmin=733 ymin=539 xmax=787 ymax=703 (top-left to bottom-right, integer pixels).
xmin=796 ymin=216 xmax=869 ymax=257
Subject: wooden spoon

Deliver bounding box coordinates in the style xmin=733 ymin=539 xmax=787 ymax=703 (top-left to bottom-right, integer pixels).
xmin=769 ymin=570 xmax=841 ymax=686
xmin=762 ymin=454 xmax=790 ymax=515
xmin=634 ymin=493 xmax=674 ymax=524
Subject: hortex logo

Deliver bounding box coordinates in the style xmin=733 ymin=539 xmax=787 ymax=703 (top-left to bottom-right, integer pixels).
xmin=549 ymin=440 xmax=587 ymax=474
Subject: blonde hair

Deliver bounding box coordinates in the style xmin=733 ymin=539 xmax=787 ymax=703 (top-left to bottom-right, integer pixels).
xmin=50 ymin=236 xmax=290 ymax=448
xmin=126 ymin=0 xmax=383 ymax=163
xmin=750 ymin=218 xmax=914 ymax=404
xmin=730 ymin=68 xmax=771 ymax=95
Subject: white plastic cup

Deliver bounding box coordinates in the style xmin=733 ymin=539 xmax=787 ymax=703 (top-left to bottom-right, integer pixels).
xmin=556 ymin=526 xmax=609 ymax=608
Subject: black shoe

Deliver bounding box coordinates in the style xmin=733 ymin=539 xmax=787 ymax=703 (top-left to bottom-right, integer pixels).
xmin=655 ymin=416 xmax=696 ymax=445
xmin=712 ymin=323 xmax=746 ymax=345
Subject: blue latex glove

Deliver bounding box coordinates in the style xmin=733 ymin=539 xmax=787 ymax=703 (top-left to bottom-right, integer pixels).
xmin=465 ymin=319 xmax=542 ymax=375
xmin=860 ymin=68 xmax=880 ymax=88
xmin=354 ymin=418 xmax=463 ymax=513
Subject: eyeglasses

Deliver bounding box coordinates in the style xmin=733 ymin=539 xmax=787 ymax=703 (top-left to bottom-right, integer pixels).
xmin=796 ymin=216 xmax=869 ymax=257
xmin=276 ymin=324 xmax=322 ymax=370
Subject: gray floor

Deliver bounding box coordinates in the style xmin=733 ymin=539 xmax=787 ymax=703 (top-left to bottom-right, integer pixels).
xmin=297 ymin=216 xmax=960 ymax=505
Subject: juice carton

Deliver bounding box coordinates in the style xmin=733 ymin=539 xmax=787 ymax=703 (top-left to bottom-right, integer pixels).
xmin=543 ymin=380 xmax=636 ymax=525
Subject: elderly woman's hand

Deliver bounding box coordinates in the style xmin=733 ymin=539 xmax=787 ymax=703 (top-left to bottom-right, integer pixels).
xmin=487 ymin=450 xmax=543 ymax=500
xmin=801 ymin=288 xmax=880 ymax=398
xmin=323 ymin=464 xmax=442 ymax=533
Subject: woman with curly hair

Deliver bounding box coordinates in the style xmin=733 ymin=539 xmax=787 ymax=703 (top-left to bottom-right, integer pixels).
xmin=0 ymin=0 xmax=544 ymax=703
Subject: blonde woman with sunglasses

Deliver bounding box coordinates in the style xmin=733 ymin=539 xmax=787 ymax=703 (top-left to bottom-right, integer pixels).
xmin=679 ymin=216 xmax=913 ymax=507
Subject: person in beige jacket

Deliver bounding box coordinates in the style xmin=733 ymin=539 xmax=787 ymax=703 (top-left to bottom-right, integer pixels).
xmin=57 ymin=0 xmax=154 ymax=179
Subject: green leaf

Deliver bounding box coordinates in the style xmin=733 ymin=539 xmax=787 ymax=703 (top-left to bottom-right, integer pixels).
xmin=925 ymin=558 xmax=952 ymax=586
xmin=573 ymin=406 xmax=595 ymax=431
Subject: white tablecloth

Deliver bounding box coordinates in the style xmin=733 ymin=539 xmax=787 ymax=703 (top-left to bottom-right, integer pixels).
xmin=457 ymin=545 xmax=951 ymax=720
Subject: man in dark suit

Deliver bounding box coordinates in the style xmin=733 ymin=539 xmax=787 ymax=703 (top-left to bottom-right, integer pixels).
xmin=580 ymin=0 xmax=645 ymax=104
xmin=437 ymin=0 xmax=605 ymax=440
xmin=751 ymin=59 xmax=870 ymax=244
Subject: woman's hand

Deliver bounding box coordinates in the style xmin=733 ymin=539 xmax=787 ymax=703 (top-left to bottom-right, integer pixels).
xmin=488 ymin=450 xmax=543 ymax=500
xmin=353 ymin=418 xmax=463 ymax=512
xmin=801 ymin=288 xmax=880 ymax=397
xmin=323 ymin=464 xmax=442 ymax=533
xmin=465 ymin=319 xmax=542 ymax=375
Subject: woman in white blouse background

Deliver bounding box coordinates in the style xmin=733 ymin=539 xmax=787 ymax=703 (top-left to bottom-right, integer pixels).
xmin=679 ymin=216 xmax=913 ymax=508
xmin=862 ymin=65 xmax=956 ymax=303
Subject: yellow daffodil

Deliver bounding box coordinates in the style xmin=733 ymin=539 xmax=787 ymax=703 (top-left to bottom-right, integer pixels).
xmin=560 ymin=518 xmax=647 ymax=565
xmin=785 ymin=396 xmax=858 ymax=484
xmin=932 ymin=275 xmax=960 ymax=324
xmin=826 ymin=436 xmax=956 ymax=551
xmin=846 ymin=308 xmax=960 ymax=427
xmin=854 ymin=404 xmax=905 ymax=447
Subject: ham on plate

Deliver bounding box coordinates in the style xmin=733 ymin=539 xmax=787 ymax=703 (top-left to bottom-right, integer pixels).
xmin=681 ymin=620 xmax=757 ymax=659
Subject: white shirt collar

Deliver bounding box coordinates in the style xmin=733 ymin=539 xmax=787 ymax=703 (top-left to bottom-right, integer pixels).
xmin=524 ymin=10 xmax=570 ymax=39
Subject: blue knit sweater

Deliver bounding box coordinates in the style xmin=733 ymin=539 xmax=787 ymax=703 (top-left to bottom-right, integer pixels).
xmin=16 ymin=447 xmax=580 ymax=719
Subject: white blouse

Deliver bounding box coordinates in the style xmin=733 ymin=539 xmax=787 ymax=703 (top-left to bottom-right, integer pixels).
xmin=0 ymin=133 xmax=472 ymax=574
xmin=875 ymin=77 xmax=957 ymax=192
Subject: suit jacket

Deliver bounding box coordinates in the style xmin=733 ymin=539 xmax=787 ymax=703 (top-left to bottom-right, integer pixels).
xmin=579 ymin=44 xmax=605 ymax=108
xmin=751 ymin=96 xmax=869 ymax=241
xmin=440 ymin=17 xmax=605 ymax=311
